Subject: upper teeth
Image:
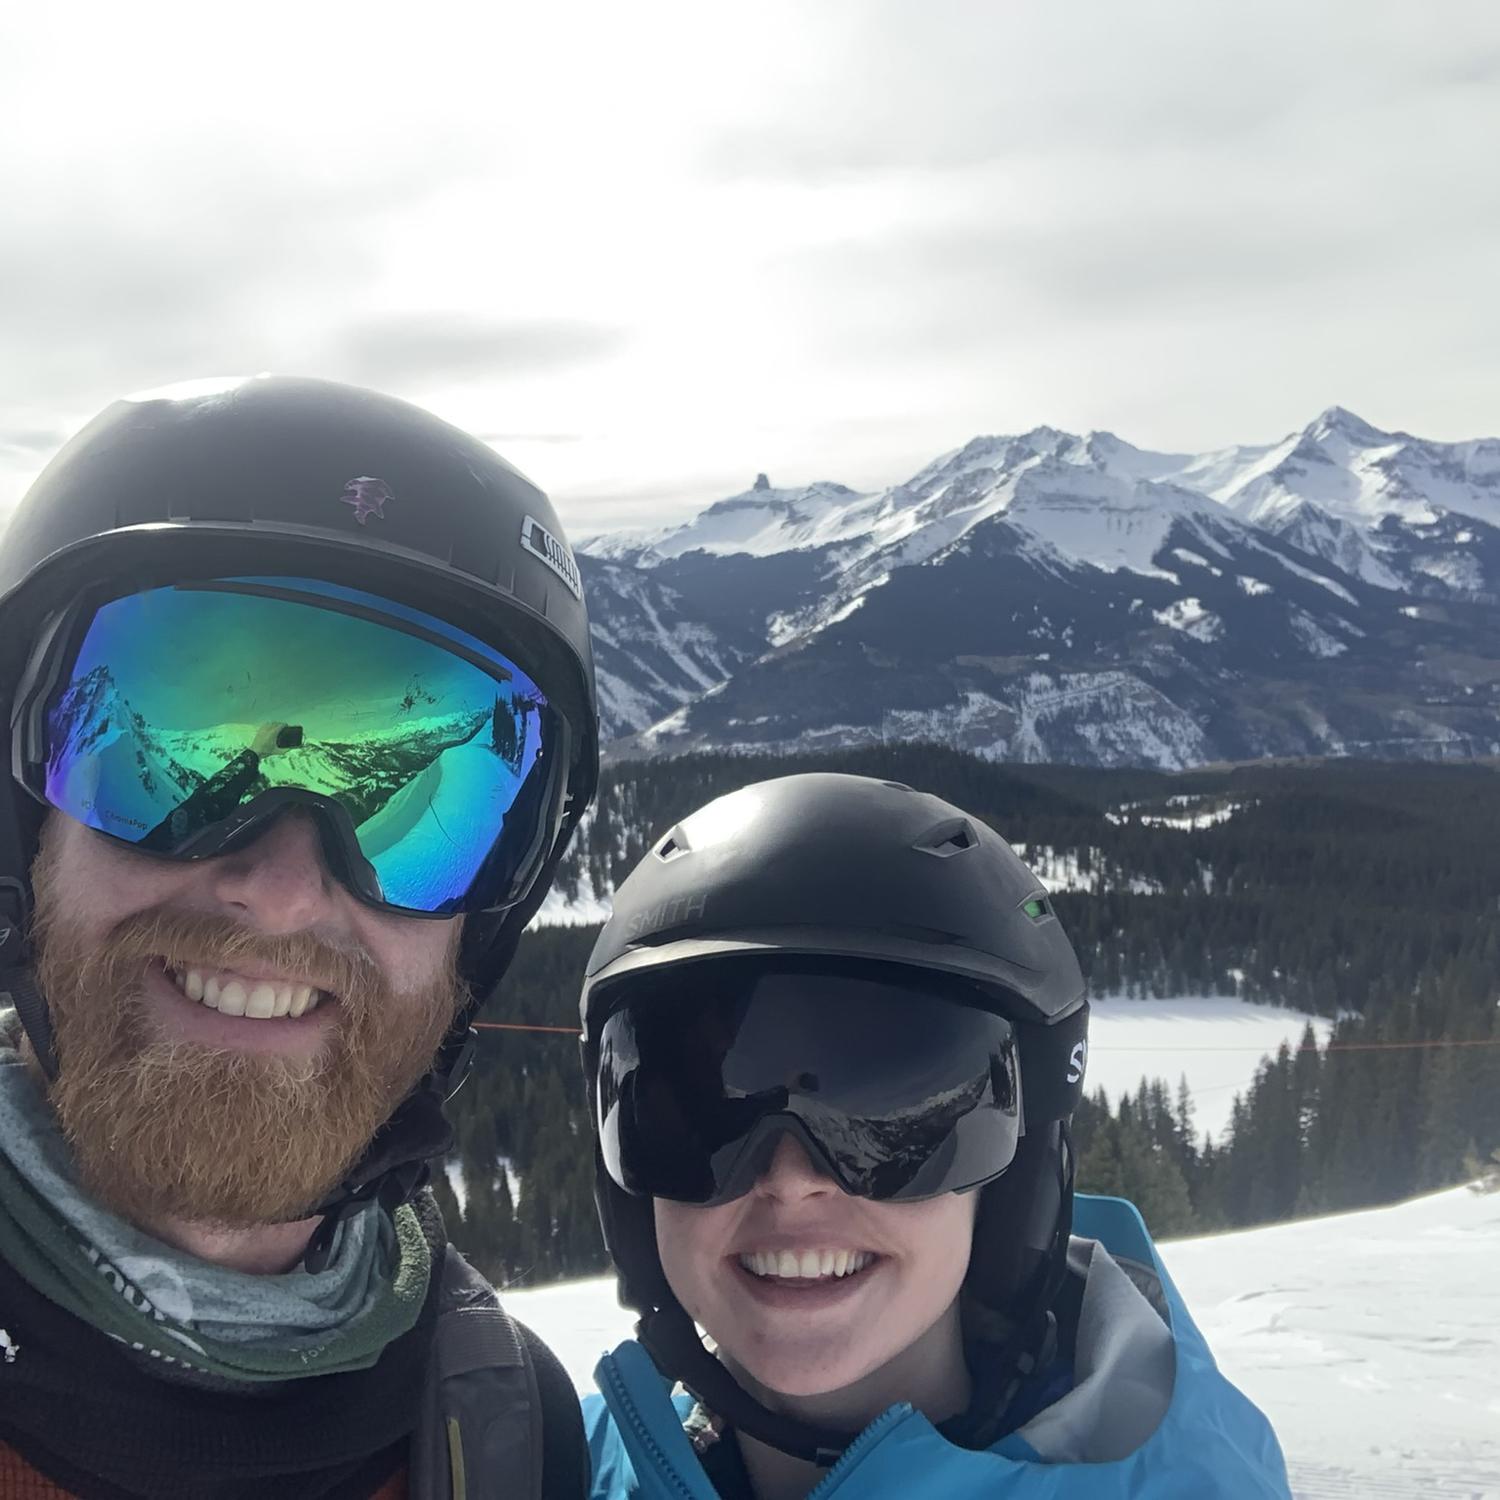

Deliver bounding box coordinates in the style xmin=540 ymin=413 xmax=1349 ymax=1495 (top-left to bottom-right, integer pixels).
xmin=171 ymin=967 xmax=323 ymax=1020
xmin=738 ymin=1249 xmax=873 ymax=1280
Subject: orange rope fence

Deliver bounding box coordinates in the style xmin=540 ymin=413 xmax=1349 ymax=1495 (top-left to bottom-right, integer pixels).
xmin=471 ymin=1021 xmax=1500 ymax=1052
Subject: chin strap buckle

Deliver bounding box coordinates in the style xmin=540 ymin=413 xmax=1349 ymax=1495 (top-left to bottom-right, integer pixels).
xmin=303 ymin=1162 xmax=426 ymax=1273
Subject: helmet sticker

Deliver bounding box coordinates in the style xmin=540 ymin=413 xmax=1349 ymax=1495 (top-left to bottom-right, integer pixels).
xmin=520 ymin=515 xmax=583 ymax=600
xmin=1067 ymin=1038 xmax=1088 ymax=1086
xmin=340 ymin=476 xmax=393 ymax=525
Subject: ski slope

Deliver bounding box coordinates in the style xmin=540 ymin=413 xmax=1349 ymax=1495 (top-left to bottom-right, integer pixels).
xmin=506 ymin=1185 xmax=1500 ymax=1498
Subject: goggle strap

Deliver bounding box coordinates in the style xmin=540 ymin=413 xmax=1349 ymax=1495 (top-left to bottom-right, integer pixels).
xmin=1014 ymin=1003 xmax=1090 ymax=1124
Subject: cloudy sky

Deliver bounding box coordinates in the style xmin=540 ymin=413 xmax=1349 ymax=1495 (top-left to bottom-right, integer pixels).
xmin=2 ymin=1 xmax=1497 ymax=536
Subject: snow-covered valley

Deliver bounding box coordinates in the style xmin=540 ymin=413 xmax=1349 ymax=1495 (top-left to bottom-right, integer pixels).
xmin=1084 ymin=995 xmax=1330 ymax=1142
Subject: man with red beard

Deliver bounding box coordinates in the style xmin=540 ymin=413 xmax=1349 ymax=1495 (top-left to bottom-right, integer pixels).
xmin=0 ymin=377 xmax=600 ymax=1499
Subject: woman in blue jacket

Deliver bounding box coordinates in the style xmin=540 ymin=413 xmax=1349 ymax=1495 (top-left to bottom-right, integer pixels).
xmin=579 ymin=773 xmax=1290 ymax=1499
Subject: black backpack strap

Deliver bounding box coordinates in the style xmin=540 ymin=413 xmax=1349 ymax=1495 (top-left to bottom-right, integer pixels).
xmin=512 ymin=1317 xmax=589 ymax=1500
xmin=411 ymin=1246 xmax=587 ymax=1500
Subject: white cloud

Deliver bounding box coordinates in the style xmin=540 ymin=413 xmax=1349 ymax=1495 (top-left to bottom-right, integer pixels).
xmin=1 ymin=0 xmax=1497 ymax=538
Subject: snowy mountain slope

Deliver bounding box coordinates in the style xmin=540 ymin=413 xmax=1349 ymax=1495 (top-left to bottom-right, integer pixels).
xmin=608 ymin=502 xmax=1500 ymax=767
xmin=1210 ymin=406 xmax=1500 ymax=531
xmin=507 ymin=1184 xmax=1500 ymax=1497
xmin=578 ymin=559 xmax=757 ymax=737
xmin=580 ymin=408 xmax=1500 ymax=764
xmin=581 ymin=546 xmax=832 ymax=736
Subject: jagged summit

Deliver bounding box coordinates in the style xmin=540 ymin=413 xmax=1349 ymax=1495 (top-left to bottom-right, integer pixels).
xmin=571 ymin=405 xmax=1500 ymax=762
xmin=1308 ymin=405 xmax=1389 ymax=446
xmin=583 ymin=407 xmax=1500 ymax=582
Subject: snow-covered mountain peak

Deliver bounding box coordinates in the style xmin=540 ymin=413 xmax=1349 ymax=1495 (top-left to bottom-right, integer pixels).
xmin=582 ymin=479 xmax=874 ymax=564
xmin=1209 ymin=407 xmax=1500 ymax=534
xmin=580 ymin=408 xmax=1500 ymax=573
xmin=1306 ymin=405 xmax=1390 ymax=448
xmin=1015 ymin=424 xmax=1072 ymax=457
xmin=1080 ymin=428 xmax=1155 ymax=466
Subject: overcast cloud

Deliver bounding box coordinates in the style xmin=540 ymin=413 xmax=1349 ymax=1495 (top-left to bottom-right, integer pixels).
xmin=1 ymin=0 xmax=1496 ymax=535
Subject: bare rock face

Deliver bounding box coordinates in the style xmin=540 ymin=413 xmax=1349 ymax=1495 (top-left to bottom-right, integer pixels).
xmin=753 ymin=472 xmax=770 ymax=491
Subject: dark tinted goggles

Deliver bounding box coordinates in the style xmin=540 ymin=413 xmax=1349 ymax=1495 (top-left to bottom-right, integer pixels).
xmin=595 ymin=965 xmax=1023 ymax=1205
xmin=13 ymin=575 xmax=564 ymax=916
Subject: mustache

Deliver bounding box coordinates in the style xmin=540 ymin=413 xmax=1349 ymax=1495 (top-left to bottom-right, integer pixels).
xmin=97 ymin=906 xmax=387 ymax=1012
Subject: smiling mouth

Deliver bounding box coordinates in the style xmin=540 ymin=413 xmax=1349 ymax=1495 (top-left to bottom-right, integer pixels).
xmin=737 ymin=1249 xmax=876 ymax=1282
xmin=163 ymin=964 xmax=330 ymax=1020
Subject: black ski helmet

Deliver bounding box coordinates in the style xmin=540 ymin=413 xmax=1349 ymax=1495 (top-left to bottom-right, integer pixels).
xmin=0 ymin=375 xmax=599 ymax=1245
xmin=580 ymin=772 xmax=1089 ymax=1462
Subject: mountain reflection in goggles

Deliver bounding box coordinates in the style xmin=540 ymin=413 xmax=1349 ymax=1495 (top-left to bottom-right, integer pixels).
xmin=35 ymin=576 xmax=558 ymax=915
xmin=597 ymin=968 xmax=1022 ymax=1205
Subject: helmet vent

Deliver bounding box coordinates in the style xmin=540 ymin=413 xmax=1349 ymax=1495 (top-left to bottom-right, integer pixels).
xmin=917 ymin=819 xmax=978 ymax=858
xmin=655 ymin=828 xmax=691 ymax=861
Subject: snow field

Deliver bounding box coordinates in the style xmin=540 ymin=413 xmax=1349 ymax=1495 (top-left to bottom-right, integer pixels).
xmin=1164 ymin=1188 xmax=1500 ymax=1497
xmin=1085 ymin=995 xmax=1331 ymax=1141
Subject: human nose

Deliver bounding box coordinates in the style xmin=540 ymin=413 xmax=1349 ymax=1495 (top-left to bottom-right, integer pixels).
xmin=754 ymin=1132 xmax=838 ymax=1202
xmin=205 ymin=811 xmax=339 ymax=934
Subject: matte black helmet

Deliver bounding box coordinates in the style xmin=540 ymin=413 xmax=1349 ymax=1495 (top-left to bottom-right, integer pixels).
xmin=0 ymin=375 xmax=599 ymax=1246
xmin=580 ymin=772 xmax=1088 ymax=1462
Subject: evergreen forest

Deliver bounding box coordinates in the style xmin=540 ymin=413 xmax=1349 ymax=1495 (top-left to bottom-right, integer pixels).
xmin=433 ymin=747 xmax=1500 ymax=1286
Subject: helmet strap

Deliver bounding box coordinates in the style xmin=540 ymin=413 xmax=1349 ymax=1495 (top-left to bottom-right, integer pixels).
xmin=0 ymin=780 xmax=58 ymax=1081
xmin=2 ymin=957 xmax=57 ymax=1082
xmin=950 ymin=1120 xmax=1076 ymax=1450
xmin=638 ymin=1303 xmax=857 ymax=1468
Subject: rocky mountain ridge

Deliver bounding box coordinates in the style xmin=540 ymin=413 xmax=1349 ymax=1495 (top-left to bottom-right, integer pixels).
xmin=579 ymin=407 xmax=1500 ymax=769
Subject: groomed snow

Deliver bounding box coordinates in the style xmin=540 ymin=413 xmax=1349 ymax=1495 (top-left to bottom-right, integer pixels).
xmin=505 ymin=1185 xmax=1499 ymax=1498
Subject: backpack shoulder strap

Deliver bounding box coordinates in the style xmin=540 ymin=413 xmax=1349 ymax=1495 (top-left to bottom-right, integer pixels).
xmin=410 ymin=1246 xmax=549 ymax=1500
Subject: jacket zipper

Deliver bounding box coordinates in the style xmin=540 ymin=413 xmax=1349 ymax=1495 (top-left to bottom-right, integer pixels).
xmin=803 ymin=1406 xmax=911 ymax=1500
xmin=599 ymin=1356 xmax=712 ymax=1500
